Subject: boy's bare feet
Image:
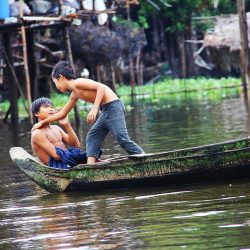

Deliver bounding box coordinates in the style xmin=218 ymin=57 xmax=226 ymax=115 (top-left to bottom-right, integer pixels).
xmin=96 ymin=159 xmax=108 ymax=163
xmin=87 ymin=156 xmax=96 ymax=164
xmin=87 ymin=157 xmax=108 ymax=164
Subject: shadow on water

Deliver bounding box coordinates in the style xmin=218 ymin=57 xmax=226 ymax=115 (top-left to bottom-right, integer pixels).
xmin=1 ymin=87 xmax=250 ymax=249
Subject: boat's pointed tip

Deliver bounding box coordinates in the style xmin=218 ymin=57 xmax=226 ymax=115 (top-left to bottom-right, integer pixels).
xmin=9 ymin=147 xmax=20 ymax=152
xmin=9 ymin=147 xmax=18 ymax=160
xmin=9 ymin=147 xmax=27 ymax=161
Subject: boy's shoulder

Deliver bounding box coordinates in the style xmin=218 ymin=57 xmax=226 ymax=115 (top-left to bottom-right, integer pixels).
xmin=32 ymin=125 xmax=61 ymax=136
xmin=31 ymin=128 xmax=44 ymax=142
xmin=75 ymin=77 xmax=98 ymax=85
xmin=75 ymin=77 xmax=89 ymax=82
xmin=31 ymin=127 xmax=43 ymax=136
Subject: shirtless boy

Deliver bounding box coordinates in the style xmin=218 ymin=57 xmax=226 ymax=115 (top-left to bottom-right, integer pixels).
xmin=31 ymin=97 xmax=86 ymax=169
xmin=32 ymin=61 xmax=144 ymax=164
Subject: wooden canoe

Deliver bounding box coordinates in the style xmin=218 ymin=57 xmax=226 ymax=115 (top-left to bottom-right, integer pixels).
xmin=9 ymin=137 xmax=250 ymax=193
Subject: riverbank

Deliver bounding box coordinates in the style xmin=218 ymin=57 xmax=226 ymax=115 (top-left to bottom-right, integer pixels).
xmin=0 ymin=77 xmax=242 ymax=118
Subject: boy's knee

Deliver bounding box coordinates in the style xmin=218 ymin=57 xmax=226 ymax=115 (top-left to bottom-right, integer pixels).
xmin=86 ymin=130 xmax=95 ymax=143
xmin=86 ymin=133 xmax=91 ymax=143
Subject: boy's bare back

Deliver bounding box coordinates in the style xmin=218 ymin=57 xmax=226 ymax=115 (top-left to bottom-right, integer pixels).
xmin=72 ymin=78 xmax=118 ymax=105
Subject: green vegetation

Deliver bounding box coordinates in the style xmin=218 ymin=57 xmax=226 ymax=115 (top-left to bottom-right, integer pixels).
xmin=0 ymin=77 xmax=242 ymax=118
xmin=113 ymin=0 xmax=237 ymax=33
xmin=117 ymin=77 xmax=241 ymax=96
xmin=138 ymin=0 xmax=236 ymax=32
xmin=117 ymin=77 xmax=241 ymax=106
xmin=0 ymin=93 xmax=88 ymax=118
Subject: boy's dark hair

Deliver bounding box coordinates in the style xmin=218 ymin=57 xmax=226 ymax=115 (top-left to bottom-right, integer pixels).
xmin=31 ymin=97 xmax=54 ymax=123
xmin=51 ymin=61 xmax=75 ymax=80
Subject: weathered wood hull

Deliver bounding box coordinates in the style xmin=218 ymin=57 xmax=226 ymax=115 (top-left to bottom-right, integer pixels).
xmin=9 ymin=138 xmax=250 ymax=192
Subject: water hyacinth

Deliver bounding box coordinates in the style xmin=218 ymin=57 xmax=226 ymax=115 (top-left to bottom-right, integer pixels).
xmin=116 ymin=77 xmax=241 ymax=96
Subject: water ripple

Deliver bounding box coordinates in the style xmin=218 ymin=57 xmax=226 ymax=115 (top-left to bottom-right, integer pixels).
xmin=174 ymin=210 xmax=226 ymax=219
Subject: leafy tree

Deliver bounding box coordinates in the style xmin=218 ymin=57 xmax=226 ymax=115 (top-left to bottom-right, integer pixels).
xmin=137 ymin=0 xmax=236 ymax=32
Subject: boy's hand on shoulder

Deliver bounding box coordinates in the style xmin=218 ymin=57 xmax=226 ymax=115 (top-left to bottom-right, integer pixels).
xmin=87 ymin=107 xmax=98 ymax=124
xmin=32 ymin=121 xmax=43 ymax=131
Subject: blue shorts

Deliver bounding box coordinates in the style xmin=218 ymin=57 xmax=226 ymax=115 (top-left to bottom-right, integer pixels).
xmin=48 ymin=146 xmax=102 ymax=169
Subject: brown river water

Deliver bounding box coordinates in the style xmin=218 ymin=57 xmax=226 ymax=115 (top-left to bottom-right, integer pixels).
xmin=1 ymin=88 xmax=250 ymax=249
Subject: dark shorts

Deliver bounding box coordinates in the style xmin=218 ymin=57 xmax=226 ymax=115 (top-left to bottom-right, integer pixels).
xmin=86 ymin=99 xmax=144 ymax=158
xmin=48 ymin=146 xmax=102 ymax=169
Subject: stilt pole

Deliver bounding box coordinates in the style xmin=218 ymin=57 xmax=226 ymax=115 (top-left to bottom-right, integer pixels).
xmin=3 ymin=106 xmax=11 ymax=123
xmin=3 ymin=50 xmax=29 ymax=115
xmin=20 ymin=0 xmax=33 ymax=124
xmin=111 ymin=63 xmax=116 ymax=93
xmin=63 ymin=25 xmax=81 ymax=125
xmin=126 ymin=0 xmax=135 ymax=96
xmin=237 ymin=0 xmax=250 ymax=92
xmin=2 ymin=33 xmax=18 ymax=129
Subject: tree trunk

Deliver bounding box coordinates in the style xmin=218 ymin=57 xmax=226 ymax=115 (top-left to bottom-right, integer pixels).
xmin=159 ymin=17 xmax=167 ymax=61
xmin=177 ymin=31 xmax=187 ymax=78
xmin=185 ymin=24 xmax=200 ymax=77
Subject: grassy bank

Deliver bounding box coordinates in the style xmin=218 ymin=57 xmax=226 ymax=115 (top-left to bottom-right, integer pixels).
xmin=116 ymin=77 xmax=241 ymax=96
xmin=0 ymin=77 xmax=242 ymax=117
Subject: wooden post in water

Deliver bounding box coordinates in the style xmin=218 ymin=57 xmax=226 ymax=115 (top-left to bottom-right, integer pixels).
xmin=178 ymin=31 xmax=187 ymax=79
xmin=3 ymin=50 xmax=29 ymax=115
xmin=63 ymin=25 xmax=81 ymax=126
xmin=136 ymin=49 xmax=143 ymax=85
xmin=2 ymin=33 xmax=18 ymax=129
xmin=126 ymin=0 xmax=135 ymax=96
xmin=111 ymin=63 xmax=117 ymax=93
xmin=20 ymin=0 xmax=33 ymax=124
xmin=237 ymin=0 xmax=250 ymax=93
xmin=26 ymin=30 xmax=38 ymax=99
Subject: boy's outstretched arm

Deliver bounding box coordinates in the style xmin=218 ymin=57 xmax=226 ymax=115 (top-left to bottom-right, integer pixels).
xmin=60 ymin=123 xmax=80 ymax=148
xmin=32 ymin=93 xmax=78 ymax=131
xmin=87 ymin=82 xmax=106 ymax=123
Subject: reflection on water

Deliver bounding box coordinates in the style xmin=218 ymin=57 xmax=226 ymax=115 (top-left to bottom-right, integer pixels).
xmin=1 ymin=183 xmax=250 ymax=249
xmin=1 ymin=88 xmax=250 ymax=249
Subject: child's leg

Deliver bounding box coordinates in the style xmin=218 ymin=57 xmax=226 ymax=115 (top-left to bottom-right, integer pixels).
xmin=108 ymin=114 xmax=144 ymax=155
xmin=86 ymin=115 xmax=109 ymax=164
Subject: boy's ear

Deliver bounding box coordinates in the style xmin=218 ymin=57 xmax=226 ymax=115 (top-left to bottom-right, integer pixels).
xmin=34 ymin=112 xmax=40 ymax=119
